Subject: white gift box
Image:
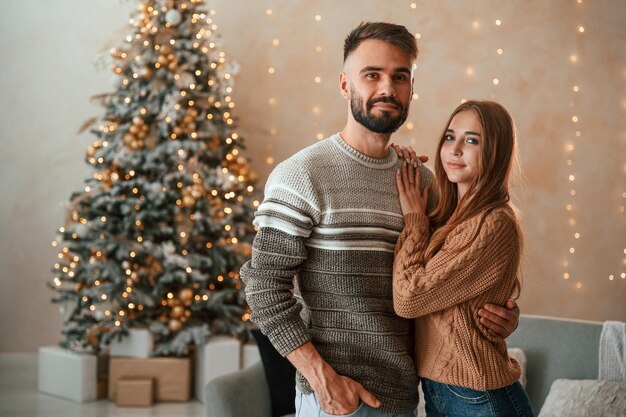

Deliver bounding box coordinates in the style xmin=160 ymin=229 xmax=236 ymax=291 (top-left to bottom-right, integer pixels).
xmin=195 ymin=336 xmax=241 ymax=403
xmin=241 ymin=342 xmax=261 ymax=369
xmin=109 ymin=328 xmax=153 ymax=358
xmin=38 ymin=346 xmax=97 ymax=402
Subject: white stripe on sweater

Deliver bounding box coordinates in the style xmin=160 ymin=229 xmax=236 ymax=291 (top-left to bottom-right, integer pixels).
xmin=253 ymin=216 xmax=311 ymax=238
xmin=258 ymin=201 xmax=314 ymax=225
xmin=305 ymin=238 xmax=396 ymax=252
xmin=321 ymin=207 xmax=403 ymax=219
xmin=312 ymin=226 xmax=400 ymax=238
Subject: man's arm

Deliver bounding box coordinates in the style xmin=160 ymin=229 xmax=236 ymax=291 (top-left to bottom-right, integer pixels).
xmin=479 ymin=299 xmax=520 ymax=338
xmin=240 ymin=162 xmax=379 ymax=415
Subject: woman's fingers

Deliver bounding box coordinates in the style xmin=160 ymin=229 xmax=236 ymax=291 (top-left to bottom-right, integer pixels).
xmin=401 ymin=160 xmax=409 ymax=189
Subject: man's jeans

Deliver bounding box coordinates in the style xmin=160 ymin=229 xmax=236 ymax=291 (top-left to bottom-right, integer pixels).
xmin=295 ymin=387 xmax=417 ymax=417
xmin=421 ymin=378 xmax=535 ymax=417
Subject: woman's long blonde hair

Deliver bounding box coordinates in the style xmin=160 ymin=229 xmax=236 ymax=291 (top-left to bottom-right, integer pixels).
xmin=426 ymin=100 xmax=523 ymax=296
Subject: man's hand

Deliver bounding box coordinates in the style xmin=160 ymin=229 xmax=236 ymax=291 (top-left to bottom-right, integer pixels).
xmin=287 ymin=342 xmax=380 ymax=414
xmin=478 ymin=299 xmax=520 ymax=338
xmin=313 ymin=370 xmax=380 ymax=415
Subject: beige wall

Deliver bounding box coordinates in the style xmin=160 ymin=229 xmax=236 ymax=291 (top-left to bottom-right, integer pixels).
xmin=1 ymin=0 xmax=624 ymax=352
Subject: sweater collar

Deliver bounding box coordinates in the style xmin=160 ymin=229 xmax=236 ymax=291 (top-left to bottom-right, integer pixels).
xmin=330 ymin=133 xmax=398 ymax=170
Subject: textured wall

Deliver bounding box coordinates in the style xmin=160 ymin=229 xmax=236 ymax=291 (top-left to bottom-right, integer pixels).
xmin=1 ymin=0 xmax=624 ymax=352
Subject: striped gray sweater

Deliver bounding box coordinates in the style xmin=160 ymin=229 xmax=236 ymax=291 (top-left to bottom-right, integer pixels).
xmin=240 ymin=133 xmax=435 ymax=413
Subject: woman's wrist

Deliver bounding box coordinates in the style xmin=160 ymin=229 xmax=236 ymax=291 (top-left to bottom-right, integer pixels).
xmin=403 ymin=212 xmax=429 ymax=227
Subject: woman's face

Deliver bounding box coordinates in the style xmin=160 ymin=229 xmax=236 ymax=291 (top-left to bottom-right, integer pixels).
xmin=440 ymin=110 xmax=483 ymax=199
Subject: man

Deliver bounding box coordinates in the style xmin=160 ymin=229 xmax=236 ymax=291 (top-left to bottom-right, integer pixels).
xmin=241 ymin=22 xmax=519 ymax=416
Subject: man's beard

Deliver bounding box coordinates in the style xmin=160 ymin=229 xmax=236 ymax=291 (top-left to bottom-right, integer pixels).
xmin=349 ymin=84 xmax=409 ymax=134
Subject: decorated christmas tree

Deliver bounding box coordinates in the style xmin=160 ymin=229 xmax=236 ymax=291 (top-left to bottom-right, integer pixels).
xmin=48 ymin=0 xmax=258 ymax=356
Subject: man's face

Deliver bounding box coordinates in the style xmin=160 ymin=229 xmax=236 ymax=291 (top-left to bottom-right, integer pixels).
xmin=342 ymin=39 xmax=414 ymax=134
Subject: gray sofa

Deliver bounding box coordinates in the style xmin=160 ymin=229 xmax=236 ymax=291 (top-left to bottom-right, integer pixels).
xmin=205 ymin=314 xmax=603 ymax=417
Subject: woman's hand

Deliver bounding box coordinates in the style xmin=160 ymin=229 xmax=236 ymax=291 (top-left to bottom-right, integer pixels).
xmin=396 ymin=157 xmax=429 ymax=216
xmin=389 ymin=143 xmax=429 ymax=164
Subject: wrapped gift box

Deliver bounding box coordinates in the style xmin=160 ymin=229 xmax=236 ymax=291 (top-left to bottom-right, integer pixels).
xmin=195 ymin=336 xmax=241 ymax=403
xmin=115 ymin=378 xmax=154 ymax=407
xmin=109 ymin=357 xmax=190 ymax=402
xmin=109 ymin=328 xmax=153 ymax=358
xmin=241 ymin=342 xmax=261 ymax=369
xmin=38 ymin=346 xmax=98 ymax=402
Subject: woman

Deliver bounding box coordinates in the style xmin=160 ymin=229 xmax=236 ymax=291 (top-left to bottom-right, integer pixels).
xmin=393 ymin=100 xmax=535 ymax=416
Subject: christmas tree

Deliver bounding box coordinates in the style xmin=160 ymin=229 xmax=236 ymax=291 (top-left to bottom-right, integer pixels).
xmin=49 ymin=0 xmax=258 ymax=356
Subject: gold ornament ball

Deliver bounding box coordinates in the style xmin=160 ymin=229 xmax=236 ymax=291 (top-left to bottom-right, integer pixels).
xmin=141 ymin=67 xmax=153 ymax=80
xmin=168 ymin=319 xmax=182 ymax=332
xmin=171 ymin=305 xmax=185 ymax=318
xmin=167 ymin=297 xmax=181 ymax=307
xmin=179 ymin=288 xmax=194 ymax=304
xmin=123 ymin=134 xmax=136 ymax=147
xmin=182 ymin=195 xmax=196 ymax=207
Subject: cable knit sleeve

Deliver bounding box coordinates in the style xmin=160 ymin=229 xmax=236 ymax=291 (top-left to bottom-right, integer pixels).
xmin=393 ymin=209 xmax=520 ymax=318
xmin=240 ymin=159 xmax=320 ymax=356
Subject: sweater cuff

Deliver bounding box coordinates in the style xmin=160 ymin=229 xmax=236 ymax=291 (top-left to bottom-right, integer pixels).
xmin=403 ymin=212 xmax=429 ymax=228
xmin=266 ymin=320 xmax=311 ymax=357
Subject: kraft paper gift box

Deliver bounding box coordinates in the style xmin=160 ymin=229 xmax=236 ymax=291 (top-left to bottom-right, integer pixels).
xmin=195 ymin=336 xmax=241 ymax=403
xmin=115 ymin=378 xmax=154 ymax=407
xmin=38 ymin=345 xmax=98 ymax=402
xmin=109 ymin=328 xmax=153 ymax=358
xmin=109 ymin=357 xmax=190 ymax=402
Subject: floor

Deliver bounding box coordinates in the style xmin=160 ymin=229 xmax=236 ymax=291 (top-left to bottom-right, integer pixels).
xmin=0 ymin=353 xmax=206 ymax=417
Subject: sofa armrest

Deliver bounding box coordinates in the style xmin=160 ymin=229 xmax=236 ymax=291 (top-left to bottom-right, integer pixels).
xmin=205 ymin=361 xmax=272 ymax=417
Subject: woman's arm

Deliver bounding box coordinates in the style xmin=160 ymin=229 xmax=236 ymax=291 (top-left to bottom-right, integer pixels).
xmin=393 ymin=210 xmax=519 ymax=318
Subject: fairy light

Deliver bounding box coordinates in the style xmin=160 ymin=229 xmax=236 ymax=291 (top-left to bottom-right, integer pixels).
xmin=561 ymin=15 xmax=583 ymax=288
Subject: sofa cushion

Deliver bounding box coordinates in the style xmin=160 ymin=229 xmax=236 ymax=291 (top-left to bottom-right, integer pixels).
xmin=251 ymin=329 xmax=296 ymax=417
xmin=508 ymin=347 xmax=527 ymax=387
xmin=537 ymin=379 xmax=626 ymax=417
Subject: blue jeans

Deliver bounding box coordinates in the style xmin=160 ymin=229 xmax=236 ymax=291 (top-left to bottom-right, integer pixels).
xmin=295 ymin=387 xmax=417 ymax=417
xmin=421 ymin=378 xmax=535 ymax=417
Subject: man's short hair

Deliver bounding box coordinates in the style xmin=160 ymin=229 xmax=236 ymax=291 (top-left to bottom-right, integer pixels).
xmin=343 ymin=22 xmax=418 ymax=63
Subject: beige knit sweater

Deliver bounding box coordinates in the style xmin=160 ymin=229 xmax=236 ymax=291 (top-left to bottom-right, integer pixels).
xmin=393 ymin=207 xmax=522 ymax=391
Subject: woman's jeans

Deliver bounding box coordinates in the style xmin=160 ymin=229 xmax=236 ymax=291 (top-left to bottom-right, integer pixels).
xmin=421 ymin=378 xmax=535 ymax=417
xmin=295 ymin=387 xmax=417 ymax=417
